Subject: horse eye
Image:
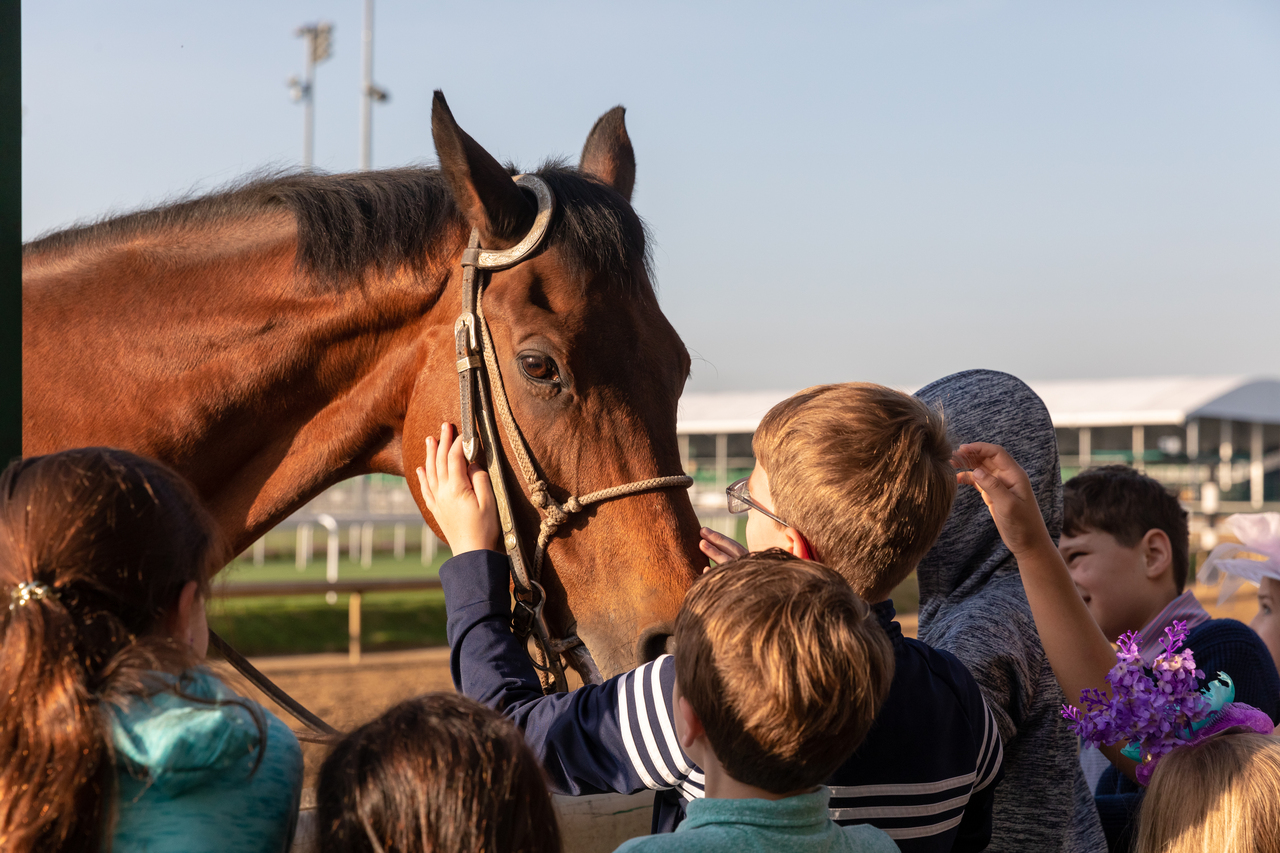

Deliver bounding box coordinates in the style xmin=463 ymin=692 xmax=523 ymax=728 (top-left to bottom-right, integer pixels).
xmin=519 ymin=353 xmax=560 ymax=384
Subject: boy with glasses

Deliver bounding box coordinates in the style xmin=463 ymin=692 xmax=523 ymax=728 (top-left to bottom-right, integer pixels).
xmin=421 ymin=383 xmax=1003 ymax=852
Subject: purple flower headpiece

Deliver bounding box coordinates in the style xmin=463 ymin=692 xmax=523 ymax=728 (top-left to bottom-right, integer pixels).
xmin=1062 ymin=620 xmax=1273 ymax=786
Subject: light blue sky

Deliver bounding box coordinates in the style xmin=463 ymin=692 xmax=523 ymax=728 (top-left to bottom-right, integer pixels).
xmin=22 ymin=1 xmax=1280 ymax=392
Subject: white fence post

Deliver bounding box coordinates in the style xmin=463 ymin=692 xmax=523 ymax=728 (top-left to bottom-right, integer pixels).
xmin=422 ymin=524 xmax=438 ymax=565
xmin=296 ymin=524 xmax=312 ymax=571
xmin=349 ymin=591 xmax=362 ymax=664
xmin=361 ymin=522 xmax=374 ymax=568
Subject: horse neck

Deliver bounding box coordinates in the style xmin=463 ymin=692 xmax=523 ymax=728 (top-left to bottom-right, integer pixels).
xmin=24 ymin=215 xmax=457 ymax=552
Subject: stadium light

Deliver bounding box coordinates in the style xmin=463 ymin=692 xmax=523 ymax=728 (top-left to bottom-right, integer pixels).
xmin=291 ymin=21 xmax=334 ymax=169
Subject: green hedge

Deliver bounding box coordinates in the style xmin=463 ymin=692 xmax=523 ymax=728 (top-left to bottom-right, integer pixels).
xmin=207 ymin=590 xmax=448 ymax=657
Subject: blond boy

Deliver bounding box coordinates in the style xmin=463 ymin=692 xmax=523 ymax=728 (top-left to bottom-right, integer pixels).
xmin=423 ymin=384 xmax=1002 ymax=850
xmin=614 ymin=551 xmax=897 ymax=852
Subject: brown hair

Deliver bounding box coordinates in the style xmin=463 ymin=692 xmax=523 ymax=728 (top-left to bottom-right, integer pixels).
xmin=0 ymin=448 xmax=222 ymax=853
xmin=1135 ymin=733 xmax=1280 ymax=853
xmin=674 ymin=550 xmax=894 ymax=794
xmin=1063 ymin=465 xmax=1190 ymax=592
xmin=316 ymin=693 xmax=561 ymax=853
xmin=753 ymin=383 xmax=955 ymax=600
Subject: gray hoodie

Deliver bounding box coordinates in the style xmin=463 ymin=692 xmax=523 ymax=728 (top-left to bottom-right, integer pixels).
xmin=914 ymin=370 xmax=1105 ymax=853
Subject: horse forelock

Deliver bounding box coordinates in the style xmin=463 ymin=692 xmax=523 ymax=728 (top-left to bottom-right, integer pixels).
xmin=23 ymin=164 xmax=654 ymax=300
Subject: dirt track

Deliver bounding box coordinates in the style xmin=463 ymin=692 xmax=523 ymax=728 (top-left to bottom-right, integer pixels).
xmin=210 ymin=647 xmax=457 ymax=787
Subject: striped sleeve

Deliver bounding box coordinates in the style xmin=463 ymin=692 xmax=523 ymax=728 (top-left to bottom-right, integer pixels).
xmin=973 ymin=697 xmax=1003 ymax=792
xmin=828 ymin=773 xmax=978 ymax=841
xmin=617 ymin=656 xmax=705 ymax=802
xmin=827 ymin=695 xmax=1004 ymax=845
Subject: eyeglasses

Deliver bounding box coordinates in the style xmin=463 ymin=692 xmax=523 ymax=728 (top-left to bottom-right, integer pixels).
xmin=726 ymin=475 xmax=791 ymax=528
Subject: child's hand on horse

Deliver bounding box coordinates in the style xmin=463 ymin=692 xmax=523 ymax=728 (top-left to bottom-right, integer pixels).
xmin=417 ymin=423 xmax=502 ymax=554
xmin=953 ymin=442 xmax=1056 ymax=558
xmin=699 ymin=527 xmax=748 ymax=569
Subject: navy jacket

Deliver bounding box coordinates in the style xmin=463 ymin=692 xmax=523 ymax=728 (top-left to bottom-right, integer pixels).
xmin=442 ymin=550 xmax=1003 ymax=852
xmin=1094 ymin=617 xmax=1280 ymax=853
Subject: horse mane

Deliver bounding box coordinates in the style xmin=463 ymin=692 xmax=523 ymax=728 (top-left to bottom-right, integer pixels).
xmin=23 ymin=163 xmax=652 ymax=295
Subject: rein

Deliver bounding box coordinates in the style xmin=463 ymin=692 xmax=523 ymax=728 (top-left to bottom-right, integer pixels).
xmin=453 ymin=174 xmax=692 ymax=693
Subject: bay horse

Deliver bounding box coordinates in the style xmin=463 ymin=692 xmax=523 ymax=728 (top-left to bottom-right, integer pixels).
xmin=21 ymin=92 xmax=706 ymax=680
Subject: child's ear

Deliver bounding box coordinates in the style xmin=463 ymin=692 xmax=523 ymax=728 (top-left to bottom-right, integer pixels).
xmin=785 ymin=528 xmax=814 ymax=562
xmin=165 ymin=580 xmax=201 ymax=645
xmin=676 ymin=695 xmax=705 ymax=751
xmin=1142 ymin=529 xmax=1173 ymax=581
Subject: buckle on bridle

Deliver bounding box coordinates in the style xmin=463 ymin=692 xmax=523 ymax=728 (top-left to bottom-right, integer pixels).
xmin=453 ymin=312 xmax=478 ymax=351
xmin=511 ymin=579 xmax=546 ymax=641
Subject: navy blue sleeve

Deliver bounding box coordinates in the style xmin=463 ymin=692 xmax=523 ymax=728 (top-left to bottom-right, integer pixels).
xmin=441 ymin=550 xmax=704 ymax=802
xmin=1094 ymin=768 xmax=1141 ymax=853
xmin=1188 ymin=619 xmax=1280 ymax=724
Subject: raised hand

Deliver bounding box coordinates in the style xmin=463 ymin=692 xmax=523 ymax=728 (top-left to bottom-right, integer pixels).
xmin=416 ymin=422 xmax=502 ymax=554
xmin=957 ymin=441 xmax=1134 ymax=779
xmin=953 ymin=442 xmax=1055 ymax=557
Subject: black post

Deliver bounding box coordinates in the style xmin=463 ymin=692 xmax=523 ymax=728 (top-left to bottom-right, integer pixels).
xmin=0 ymin=0 xmax=20 ymax=464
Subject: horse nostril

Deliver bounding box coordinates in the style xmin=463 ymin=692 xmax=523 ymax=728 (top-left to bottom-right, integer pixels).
xmin=637 ymin=627 xmax=677 ymax=664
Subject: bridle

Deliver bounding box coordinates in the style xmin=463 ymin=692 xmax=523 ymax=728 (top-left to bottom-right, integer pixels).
xmin=210 ymin=174 xmax=693 ymax=734
xmin=453 ymin=174 xmax=692 ymax=693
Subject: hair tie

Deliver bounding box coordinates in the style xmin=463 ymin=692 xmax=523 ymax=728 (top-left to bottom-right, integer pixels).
xmin=8 ymin=580 xmax=56 ymax=611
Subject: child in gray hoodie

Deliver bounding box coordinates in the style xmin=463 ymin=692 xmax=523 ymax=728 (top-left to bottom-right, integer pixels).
xmin=913 ymin=370 xmax=1106 ymax=853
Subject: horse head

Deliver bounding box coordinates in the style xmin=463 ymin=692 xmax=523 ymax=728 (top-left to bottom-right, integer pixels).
xmin=403 ymin=93 xmax=706 ymax=680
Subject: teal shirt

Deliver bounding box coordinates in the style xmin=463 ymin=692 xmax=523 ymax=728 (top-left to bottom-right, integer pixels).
xmin=108 ymin=668 xmax=303 ymax=852
xmin=614 ymin=788 xmax=900 ymax=853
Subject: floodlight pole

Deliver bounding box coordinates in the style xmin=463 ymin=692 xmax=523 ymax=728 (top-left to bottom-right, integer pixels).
xmin=358 ymin=0 xmax=389 ymax=171
xmin=359 ymin=0 xmax=373 ymax=170
xmin=302 ymin=40 xmax=315 ymax=169
xmin=293 ymin=22 xmax=333 ymax=170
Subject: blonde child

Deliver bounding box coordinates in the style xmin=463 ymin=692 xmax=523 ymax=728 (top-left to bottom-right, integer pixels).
xmin=421 ymin=384 xmax=1001 ymax=850
xmin=612 ymin=552 xmax=898 ymax=853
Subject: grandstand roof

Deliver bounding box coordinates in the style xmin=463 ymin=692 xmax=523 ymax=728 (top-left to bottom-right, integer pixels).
xmin=676 ymin=376 xmax=1280 ymax=434
xmin=1031 ymin=376 xmax=1280 ymax=428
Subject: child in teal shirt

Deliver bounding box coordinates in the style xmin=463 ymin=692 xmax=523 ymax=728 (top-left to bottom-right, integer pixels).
xmin=0 ymin=448 xmax=301 ymax=852
xmin=611 ymin=552 xmax=900 ymax=853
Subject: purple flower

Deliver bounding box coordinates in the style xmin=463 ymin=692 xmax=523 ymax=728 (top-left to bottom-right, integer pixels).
xmin=1063 ymin=620 xmax=1216 ymax=767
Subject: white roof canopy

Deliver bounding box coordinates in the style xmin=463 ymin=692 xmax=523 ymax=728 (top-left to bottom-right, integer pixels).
xmin=676 ymin=376 xmax=1280 ymax=435
xmin=1031 ymin=376 xmax=1280 ymax=428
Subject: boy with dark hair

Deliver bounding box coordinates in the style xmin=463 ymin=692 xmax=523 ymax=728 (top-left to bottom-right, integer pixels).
xmin=616 ymin=551 xmax=898 ymax=852
xmin=421 ymin=383 xmax=1002 ymax=852
xmin=1059 ymin=464 xmax=1280 ymax=851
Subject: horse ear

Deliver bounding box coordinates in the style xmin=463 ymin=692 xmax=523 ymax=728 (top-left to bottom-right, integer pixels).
xmin=579 ymin=106 xmax=636 ymax=202
xmin=431 ymin=91 xmax=535 ymax=248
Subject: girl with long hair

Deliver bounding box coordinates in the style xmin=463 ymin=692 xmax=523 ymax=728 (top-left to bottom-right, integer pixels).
xmin=0 ymin=447 xmax=302 ymax=852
